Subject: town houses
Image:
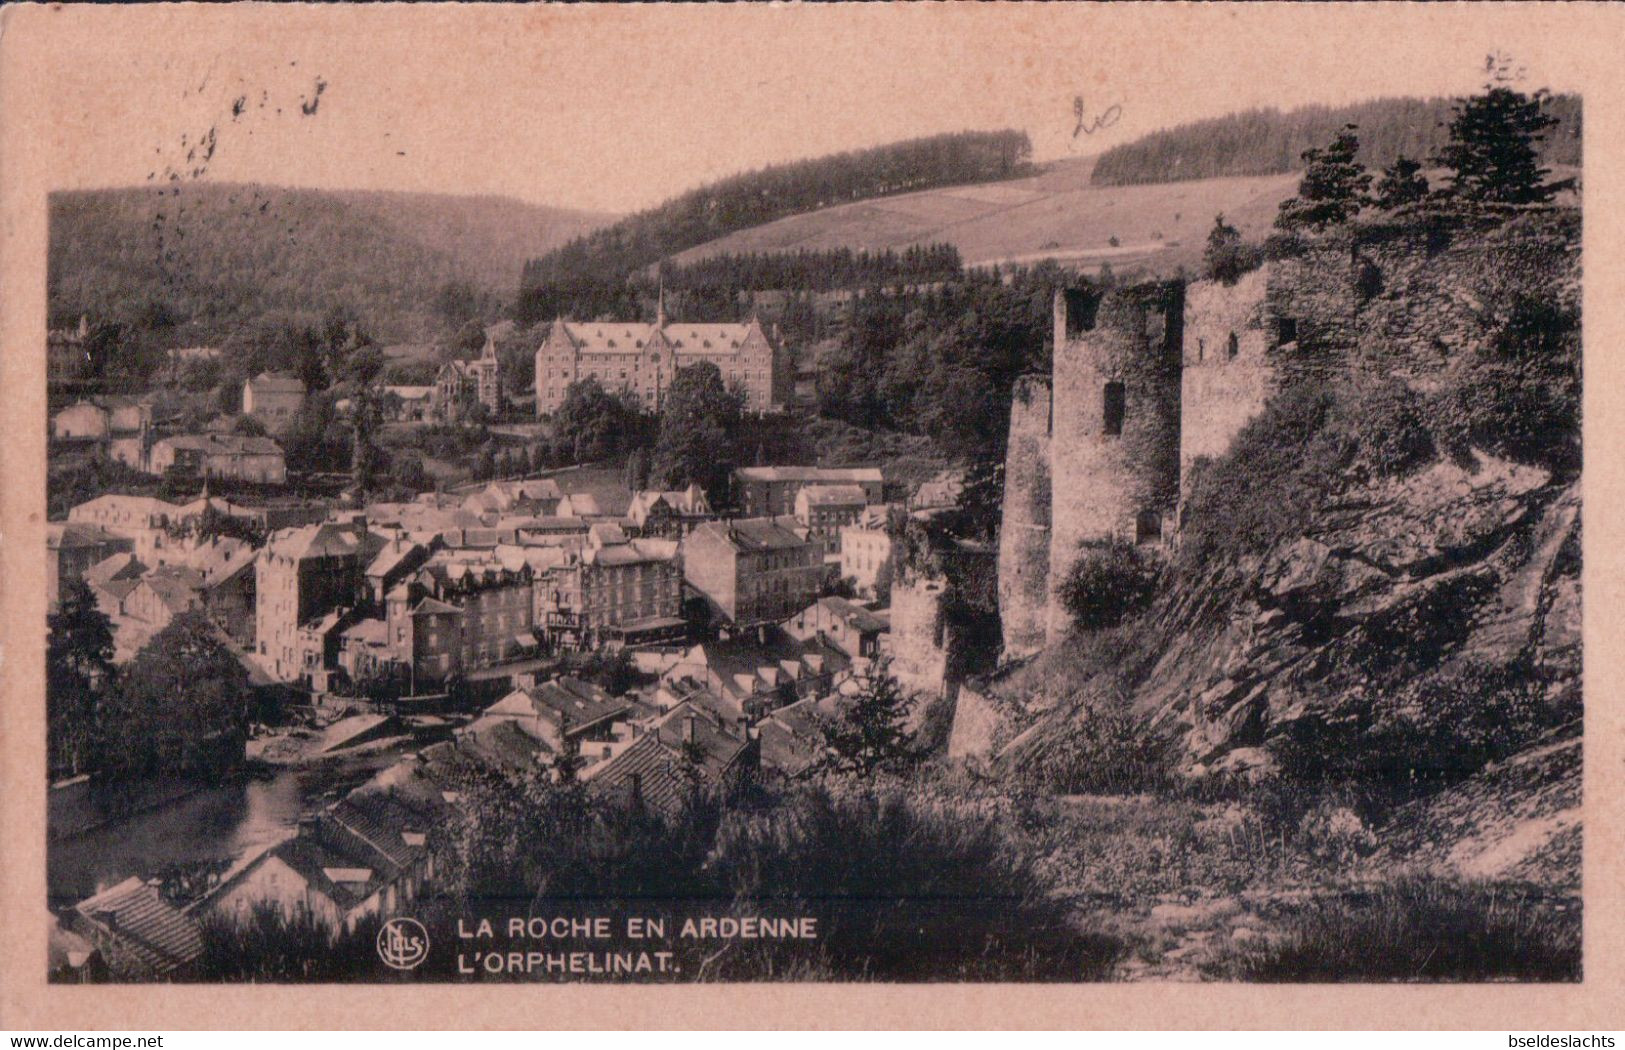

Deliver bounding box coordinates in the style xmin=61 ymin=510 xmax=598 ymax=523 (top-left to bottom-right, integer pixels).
xmin=44 ymin=320 xmax=939 ymax=959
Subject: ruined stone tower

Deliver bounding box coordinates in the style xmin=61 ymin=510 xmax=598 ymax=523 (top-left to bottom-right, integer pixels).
xmin=997 ymin=374 xmax=1052 ymax=659
xmin=1046 ymin=283 xmax=1184 ymax=638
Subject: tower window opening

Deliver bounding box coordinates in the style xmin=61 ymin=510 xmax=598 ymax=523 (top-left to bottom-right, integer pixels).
xmin=1135 ymin=510 xmax=1162 ymax=545
xmin=1064 ymin=289 xmax=1098 ymax=338
xmin=1226 ymin=332 xmax=1239 ymax=360
xmin=1197 ymin=338 xmax=1205 ymax=362
xmin=1278 ymin=317 xmax=1298 ymax=346
xmin=1103 ymin=381 xmax=1126 ymax=437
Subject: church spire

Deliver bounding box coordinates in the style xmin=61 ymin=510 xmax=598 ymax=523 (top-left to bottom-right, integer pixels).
xmin=656 ymin=276 xmax=667 ymax=329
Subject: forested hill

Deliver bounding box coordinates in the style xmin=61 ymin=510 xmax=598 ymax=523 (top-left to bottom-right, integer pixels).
xmin=1091 ymin=94 xmax=1582 ymax=186
xmin=49 ymin=185 xmax=609 ymax=343
xmin=517 ymin=130 xmax=1033 ymax=323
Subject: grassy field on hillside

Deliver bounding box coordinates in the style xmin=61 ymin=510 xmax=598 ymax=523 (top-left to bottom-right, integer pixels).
xmin=674 ymin=158 xmax=1300 ymax=278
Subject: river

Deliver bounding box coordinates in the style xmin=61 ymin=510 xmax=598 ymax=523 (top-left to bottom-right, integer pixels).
xmin=48 ymin=747 xmax=414 ymax=909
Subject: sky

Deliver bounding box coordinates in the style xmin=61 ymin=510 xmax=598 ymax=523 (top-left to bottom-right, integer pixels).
xmin=28 ymin=4 xmax=1589 ymax=216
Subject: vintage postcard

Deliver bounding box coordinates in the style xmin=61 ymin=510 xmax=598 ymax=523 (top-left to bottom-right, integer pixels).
xmin=3 ymin=1 xmax=1624 ymax=1030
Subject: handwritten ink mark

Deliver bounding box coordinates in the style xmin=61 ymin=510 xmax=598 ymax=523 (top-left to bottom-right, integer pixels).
xmin=1073 ymin=95 xmax=1124 ymax=138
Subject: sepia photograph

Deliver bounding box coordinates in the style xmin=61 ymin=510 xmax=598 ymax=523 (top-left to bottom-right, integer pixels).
xmin=2 ymin=3 xmax=1607 ymax=1013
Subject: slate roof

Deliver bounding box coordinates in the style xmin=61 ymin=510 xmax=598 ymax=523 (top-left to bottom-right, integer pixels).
xmin=266 ymin=522 xmax=379 ymax=562
xmin=524 ymin=677 xmax=631 ymax=737
xmin=759 ymin=698 xmax=827 ymax=778
xmin=815 ymin=595 xmax=889 ymax=635
xmin=735 ymin=466 xmax=883 ymax=484
xmin=48 ymin=522 xmax=131 ymax=551
xmin=690 ymin=518 xmax=814 ymax=554
xmin=141 ymin=566 xmax=208 ymax=615
xmin=553 ymin=319 xmax=766 ymax=357
xmin=84 ymin=552 xmax=145 ymax=588
xmin=584 ymin=703 xmax=751 ymax=817
xmin=248 ymin=372 xmax=307 ymax=394
xmin=798 ymin=484 xmax=869 ymax=507
xmin=73 ymin=877 xmax=204 ymax=977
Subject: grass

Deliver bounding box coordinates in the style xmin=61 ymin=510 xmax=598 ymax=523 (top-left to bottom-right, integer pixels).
xmin=1211 ymin=877 xmax=1580 ymax=982
xmin=673 ymin=157 xmax=1300 ymax=276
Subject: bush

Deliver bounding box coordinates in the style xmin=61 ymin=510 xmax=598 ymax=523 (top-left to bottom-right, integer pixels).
xmin=1436 ymin=294 xmax=1579 ymax=473
xmin=705 ymin=783 xmax=1122 ymax=981
xmin=1221 ymin=877 xmax=1579 ymax=981
xmin=1058 ymin=539 xmax=1161 ymax=629
xmin=1271 ymin=659 xmax=1577 ymax=794
xmin=1179 ymin=380 xmax=1345 ymax=562
xmin=1024 ymin=702 xmax=1173 ymax=795
xmin=1331 ymin=371 xmax=1435 ymax=480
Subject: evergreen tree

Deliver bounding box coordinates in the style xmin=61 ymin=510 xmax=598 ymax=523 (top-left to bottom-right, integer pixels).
xmin=817 ymin=659 xmax=919 ymax=777
xmin=1375 ymin=155 xmax=1430 ymax=209
xmin=624 ymin=447 xmax=651 ymax=492
xmin=1275 ymin=125 xmax=1372 ymax=230
xmin=1202 ymin=212 xmax=1258 ymax=284
xmin=47 ymin=580 xmax=116 ymax=776
xmin=1434 ymin=84 xmax=1558 ymax=205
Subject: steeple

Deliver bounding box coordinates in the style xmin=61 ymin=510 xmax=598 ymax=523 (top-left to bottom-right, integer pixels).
xmin=656 ymin=276 xmax=667 ymax=329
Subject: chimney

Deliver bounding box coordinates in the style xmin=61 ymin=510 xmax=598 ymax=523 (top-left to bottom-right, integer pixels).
xmin=683 ymin=714 xmax=696 ymax=744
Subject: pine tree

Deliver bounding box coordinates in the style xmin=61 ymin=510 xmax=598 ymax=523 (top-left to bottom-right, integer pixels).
xmin=1275 ymin=125 xmax=1372 ymax=230
xmin=47 ymin=580 xmax=115 ymax=776
xmin=1375 ymin=155 xmax=1430 ymax=209
xmin=817 ymin=659 xmax=919 ymax=777
xmin=1434 ymin=84 xmax=1558 ymax=205
xmin=1202 ymin=213 xmax=1257 ymax=284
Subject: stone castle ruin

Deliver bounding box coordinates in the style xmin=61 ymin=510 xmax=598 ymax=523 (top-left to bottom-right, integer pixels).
xmin=999 ymin=211 xmax=1580 ymax=658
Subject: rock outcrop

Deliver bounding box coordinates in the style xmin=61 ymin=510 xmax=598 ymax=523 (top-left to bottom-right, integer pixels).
xmin=990 ymin=452 xmax=1580 ymax=780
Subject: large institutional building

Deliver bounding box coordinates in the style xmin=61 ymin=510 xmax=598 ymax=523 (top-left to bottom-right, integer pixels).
xmin=533 ymin=301 xmax=786 ymax=416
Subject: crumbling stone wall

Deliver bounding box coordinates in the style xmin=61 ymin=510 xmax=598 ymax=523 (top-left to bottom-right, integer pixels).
xmin=998 ymin=375 xmax=1052 ymax=659
xmin=1179 ymin=267 xmax=1277 ymax=496
xmin=999 ymin=208 xmax=1579 ymax=655
xmin=888 ymin=573 xmax=950 ymax=699
xmin=1047 ymin=283 xmax=1183 ymax=640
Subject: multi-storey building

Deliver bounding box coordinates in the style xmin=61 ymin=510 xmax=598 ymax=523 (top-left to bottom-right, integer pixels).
xmin=47 ymin=316 xmax=90 ymax=387
xmin=256 ymin=522 xmax=378 ymax=683
xmin=383 ymin=549 xmax=536 ymax=683
xmin=47 ymin=522 xmax=135 ymax=611
xmin=733 ymin=466 xmax=884 ymax=519
xmin=627 ymin=484 xmax=714 ymax=538
xmin=533 ymin=299 xmax=785 ymax=416
xmin=536 ymin=529 xmax=685 ymax=649
xmin=793 ymin=484 xmax=869 ymax=556
xmin=839 ymin=521 xmax=893 ymax=597
xmin=681 ymin=518 xmax=824 ymax=628
xmin=433 ymin=334 xmax=502 ymax=421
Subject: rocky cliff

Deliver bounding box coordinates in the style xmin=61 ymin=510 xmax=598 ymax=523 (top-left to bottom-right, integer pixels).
xmin=991 ymin=453 xmax=1579 ymax=774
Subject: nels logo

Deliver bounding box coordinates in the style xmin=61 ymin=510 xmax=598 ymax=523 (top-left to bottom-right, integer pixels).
xmin=377 ymin=917 xmax=430 ymax=971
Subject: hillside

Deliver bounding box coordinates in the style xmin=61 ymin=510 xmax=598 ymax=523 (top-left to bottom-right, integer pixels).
xmin=49 ymin=184 xmax=610 ymax=343
xmin=673 ymin=158 xmax=1300 ymax=277
xmin=516 ymin=129 xmax=1033 ymax=322
xmin=1090 ymin=94 xmax=1582 ymax=187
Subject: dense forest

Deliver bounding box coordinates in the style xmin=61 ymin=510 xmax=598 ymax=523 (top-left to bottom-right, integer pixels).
xmin=516 ymin=130 xmax=1032 ymax=324
xmin=1090 ymin=95 xmax=1581 ymax=187
xmin=816 ymin=263 xmax=1071 ymax=461
xmin=662 ymin=244 xmax=963 ymax=295
xmin=48 ymin=185 xmax=607 ymax=344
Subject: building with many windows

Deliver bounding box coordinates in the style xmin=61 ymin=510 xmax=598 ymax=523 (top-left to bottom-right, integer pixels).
xmin=733 ymin=466 xmax=884 ymax=519
xmin=681 ymin=518 xmax=824 ymax=628
xmin=536 ymin=528 xmax=685 ymax=650
xmin=533 ymin=298 xmax=785 ymax=416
